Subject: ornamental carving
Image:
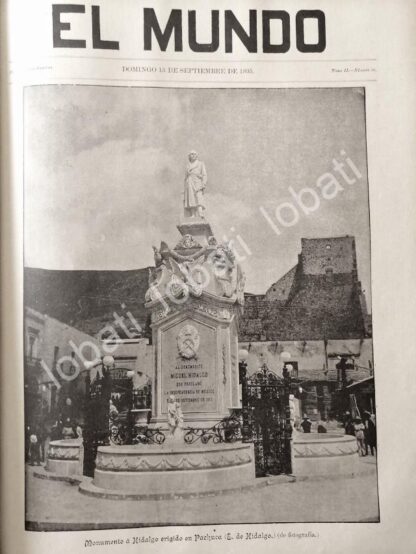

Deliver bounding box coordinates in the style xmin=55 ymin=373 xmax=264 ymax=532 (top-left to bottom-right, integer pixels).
xmin=145 ymin=237 xmax=246 ymax=307
xmin=195 ymin=303 xmax=231 ymax=320
xmin=152 ymin=307 xmax=171 ymax=322
xmin=95 ymin=448 xmax=252 ymax=472
xmin=175 ymin=234 xmax=202 ymax=250
xmin=177 ymin=324 xmax=200 ymax=359
xmin=47 ymin=446 xmax=80 ymax=460
xmin=292 ymin=441 xmax=358 ymax=458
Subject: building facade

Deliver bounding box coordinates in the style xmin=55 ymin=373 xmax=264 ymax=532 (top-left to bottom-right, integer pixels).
xmin=24 ymin=307 xmax=100 ymax=425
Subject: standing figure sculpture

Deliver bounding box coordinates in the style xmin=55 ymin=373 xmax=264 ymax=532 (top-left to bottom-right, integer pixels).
xmin=167 ymin=395 xmax=184 ymax=442
xmin=184 ymin=150 xmax=207 ymax=219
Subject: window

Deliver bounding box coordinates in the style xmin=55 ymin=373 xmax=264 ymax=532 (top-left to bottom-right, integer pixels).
xmin=69 ymin=351 xmax=76 ymax=375
xmin=27 ymin=327 xmax=39 ymax=359
xmin=53 ymin=346 xmax=60 ymax=370
xmin=284 ymin=361 xmax=298 ymax=377
xmin=28 ymin=336 xmax=36 ymax=359
xmin=50 ymin=386 xmax=57 ymax=412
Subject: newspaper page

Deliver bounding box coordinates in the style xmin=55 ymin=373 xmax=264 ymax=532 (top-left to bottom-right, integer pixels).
xmin=1 ymin=0 xmax=416 ymax=553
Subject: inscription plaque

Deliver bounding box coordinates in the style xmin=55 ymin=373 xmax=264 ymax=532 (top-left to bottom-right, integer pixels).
xmin=161 ymin=320 xmax=217 ymax=413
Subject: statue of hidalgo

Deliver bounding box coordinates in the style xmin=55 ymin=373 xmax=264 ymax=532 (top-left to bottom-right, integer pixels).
xmin=183 ymin=150 xmax=207 ymax=219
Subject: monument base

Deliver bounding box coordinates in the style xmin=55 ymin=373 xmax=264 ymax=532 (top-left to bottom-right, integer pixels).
xmin=177 ymin=217 xmax=214 ymax=245
xmin=79 ymin=442 xmax=255 ymax=499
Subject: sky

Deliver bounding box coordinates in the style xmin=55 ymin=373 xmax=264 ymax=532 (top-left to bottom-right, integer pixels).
xmin=25 ymin=86 xmax=372 ymax=303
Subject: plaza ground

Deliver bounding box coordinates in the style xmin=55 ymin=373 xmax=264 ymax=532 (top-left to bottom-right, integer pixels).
xmin=25 ymin=457 xmax=379 ymax=531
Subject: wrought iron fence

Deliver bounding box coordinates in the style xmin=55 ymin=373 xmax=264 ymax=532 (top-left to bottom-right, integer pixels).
xmin=83 ymin=362 xmax=292 ymax=478
xmin=241 ymin=363 xmax=292 ymax=476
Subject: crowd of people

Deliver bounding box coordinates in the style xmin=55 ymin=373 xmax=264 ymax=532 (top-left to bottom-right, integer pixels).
xmin=25 ymin=397 xmax=83 ymax=466
xmin=298 ymin=409 xmax=377 ymax=457
xmin=25 ymin=418 xmax=83 ymax=466
xmin=27 ymin=393 xmax=377 ymax=465
xmin=344 ymin=410 xmax=377 ymax=456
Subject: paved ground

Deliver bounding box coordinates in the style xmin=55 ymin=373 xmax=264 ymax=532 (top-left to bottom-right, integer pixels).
xmin=25 ymin=457 xmax=379 ymax=530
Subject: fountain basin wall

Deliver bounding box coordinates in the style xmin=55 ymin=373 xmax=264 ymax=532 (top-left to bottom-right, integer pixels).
xmin=292 ymin=433 xmax=360 ymax=478
xmin=89 ymin=442 xmax=255 ymax=497
xmin=46 ymin=439 xmax=83 ymax=476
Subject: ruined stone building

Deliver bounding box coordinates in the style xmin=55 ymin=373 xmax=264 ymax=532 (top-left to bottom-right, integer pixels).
xmin=239 ymin=236 xmax=373 ymax=419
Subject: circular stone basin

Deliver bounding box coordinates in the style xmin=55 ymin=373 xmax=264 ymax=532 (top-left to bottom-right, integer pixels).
xmin=50 ymin=438 xmax=82 ymax=447
xmin=46 ymin=438 xmax=83 ymax=476
xmin=89 ymin=441 xmax=256 ymax=496
xmin=292 ymin=433 xmax=361 ymax=478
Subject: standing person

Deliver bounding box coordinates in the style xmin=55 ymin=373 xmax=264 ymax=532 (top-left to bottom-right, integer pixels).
xmin=25 ymin=425 xmax=32 ymax=462
xmin=363 ymin=411 xmax=377 ymax=456
xmin=29 ymin=428 xmax=41 ymax=466
xmin=317 ymin=419 xmax=328 ymax=433
xmin=75 ymin=422 xmax=83 ymax=440
xmin=61 ymin=397 xmax=74 ymax=422
xmin=300 ymin=414 xmax=312 ymax=433
xmin=50 ymin=418 xmax=63 ymax=440
xmin=37 ymin=419 xmax=48 ymax=463
xmin=344 ymin=412 xmax=355 ymax=436
xmin=353 ymin=417 xmax=366 ymax=456
xmin=61 ymin=417 xmax=75 ymax=439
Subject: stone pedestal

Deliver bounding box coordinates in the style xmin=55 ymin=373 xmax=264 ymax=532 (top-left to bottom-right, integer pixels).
xmin=147 ymin=217 xmax=244 ymax=430
xmin=177 ymin=217 xmax=214 ymax=246
xmin=149 ymin=297 xmax=240 ymax=429
xmin=131 ymin=408 xmax=151 ymax=426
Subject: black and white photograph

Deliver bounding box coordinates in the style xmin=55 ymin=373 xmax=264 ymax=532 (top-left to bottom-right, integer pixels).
xmin=23 ymin=85 xmax=378 ymax=530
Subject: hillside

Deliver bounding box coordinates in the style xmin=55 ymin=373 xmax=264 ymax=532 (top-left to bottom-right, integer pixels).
xmin=25 ymin=258 xmax=370 ymax=341
xmin=24 ymin=267 xmax=151 ymax=337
